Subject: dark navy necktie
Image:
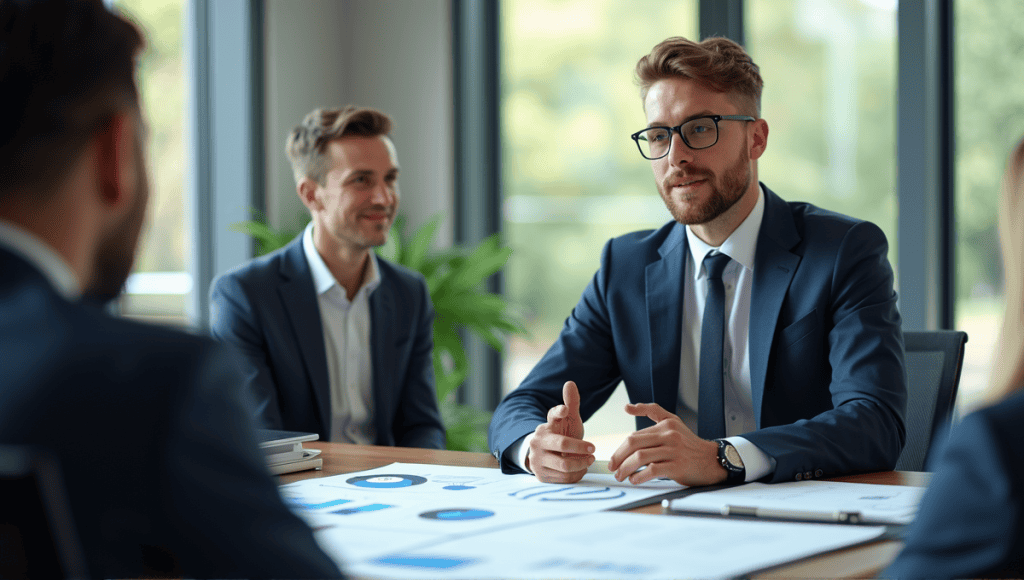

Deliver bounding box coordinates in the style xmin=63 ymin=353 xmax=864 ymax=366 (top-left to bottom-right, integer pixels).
xmin=698 ymin=252 xmax=731 ymax=440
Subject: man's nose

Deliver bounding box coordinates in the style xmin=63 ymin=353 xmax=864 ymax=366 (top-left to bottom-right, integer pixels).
xmin=668 ymin=130 xmax=694 ymax=165
xmin=370 ymin=182 xmax=394 ymax=204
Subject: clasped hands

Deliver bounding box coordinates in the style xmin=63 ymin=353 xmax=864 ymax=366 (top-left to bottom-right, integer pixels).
xmin=526 ymin=381 xmax=727 ymax=486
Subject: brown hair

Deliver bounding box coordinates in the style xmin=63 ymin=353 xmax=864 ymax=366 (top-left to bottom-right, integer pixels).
xmin=635 ymin=36 xmax=763 ymax=116
xmin=0 ymin=0 xmax=144 ymax=199
xmin=988 ymin=135 xmax=1024 ymax=402
xmin=285 ymin=105 xmax=394 ymax=185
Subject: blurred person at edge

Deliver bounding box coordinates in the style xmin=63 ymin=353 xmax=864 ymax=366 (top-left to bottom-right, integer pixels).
xmin=0 ymin=0 xmax=343 ymax=577
xmin=884 ymin=136 xmax=1024 ymax=579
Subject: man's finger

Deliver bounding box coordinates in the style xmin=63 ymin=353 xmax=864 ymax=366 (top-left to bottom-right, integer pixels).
xmin=546 ymin=404 xmax=568 ymax=423
xmin=613 ymin=446 xmax=674 ymax=482
xmin=534 ymin=465 xmax=589 ymax=484
xmin=531 ymin=449 xmax=595 ymax=475
xmin=562 ymin=381 xmax=581 ymax=418
xmin=534 ymin=430 xmax=595 ymax=456
xmin=624 ymin=402 xmax=675 ymax=423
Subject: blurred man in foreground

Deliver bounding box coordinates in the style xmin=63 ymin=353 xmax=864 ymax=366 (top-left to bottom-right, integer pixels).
xmin=0 ymin=0 xmax=342 ymax=576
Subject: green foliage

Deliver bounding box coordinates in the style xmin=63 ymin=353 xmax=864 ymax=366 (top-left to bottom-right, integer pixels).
xmin=439 ymin=398 xmax=492 ymax=453
xmin=229 ymin=213 xmax=305 ymax=257
xmin=377 ymin=216 xmax=527 ymax=404
xmin=231 ymin=214 xmax=525 ymax=451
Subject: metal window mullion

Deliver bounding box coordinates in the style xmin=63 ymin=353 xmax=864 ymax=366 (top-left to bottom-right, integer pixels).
xmin=453 ymin=0 xmax=502 ymax=412
xmin=189 ymin=0 xmax=263 ymax=329
xmin=897 ymin=0 xmax=955 ymax=331
xmin=699 ymin=0 xmax=744 ymax=44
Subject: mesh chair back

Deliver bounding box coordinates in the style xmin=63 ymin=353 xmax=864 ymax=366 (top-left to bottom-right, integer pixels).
xmin=894 ymin=330 xmax=968 ymax=472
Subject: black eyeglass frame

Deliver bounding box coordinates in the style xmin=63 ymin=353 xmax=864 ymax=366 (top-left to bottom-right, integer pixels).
xmin=630 ymin=114 xmax=757 ymax=160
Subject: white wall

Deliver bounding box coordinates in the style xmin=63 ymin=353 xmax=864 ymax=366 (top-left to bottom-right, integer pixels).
xmin=263 ymin=0 xmax=454 ymax=245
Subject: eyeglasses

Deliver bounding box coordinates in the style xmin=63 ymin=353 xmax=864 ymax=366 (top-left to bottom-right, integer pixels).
xmin=630 ymin=115 xmax=756 ymax=160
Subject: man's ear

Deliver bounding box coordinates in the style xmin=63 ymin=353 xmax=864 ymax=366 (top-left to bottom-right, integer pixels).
xmin=749 ymin=118 xmax=769 ymax=161
xmin=95 ymin=111 xmax=138 ymax=209
xmin=296 ymin=177 xmax=321 ymax=212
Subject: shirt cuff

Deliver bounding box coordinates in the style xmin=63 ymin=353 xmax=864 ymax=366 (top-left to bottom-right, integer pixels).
xmin=508 ymin=433 xmax=535 ymax=474
xmin=726 ymin=436 xmax=775 ymax=482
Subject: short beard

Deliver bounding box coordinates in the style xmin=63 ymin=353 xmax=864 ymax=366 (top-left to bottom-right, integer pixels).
xmin=86 ymin=142 xmax=148 ymax=304
xmin=659 ymin=145 xmax=751 ymax=225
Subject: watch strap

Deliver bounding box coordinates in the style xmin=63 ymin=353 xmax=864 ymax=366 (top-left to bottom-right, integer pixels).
xmin=715 ymin=439 xmax=746 ymax=484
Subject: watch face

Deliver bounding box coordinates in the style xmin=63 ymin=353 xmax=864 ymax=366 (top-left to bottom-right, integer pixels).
xmin=724 ymin=445 xmax=743 ymax=468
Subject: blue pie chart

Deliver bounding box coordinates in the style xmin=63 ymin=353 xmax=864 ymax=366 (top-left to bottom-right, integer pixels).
xmin=420 ymin=508 xmax=495 ymax=521
xmin=346 ymin=474 xmax=428 ymax=488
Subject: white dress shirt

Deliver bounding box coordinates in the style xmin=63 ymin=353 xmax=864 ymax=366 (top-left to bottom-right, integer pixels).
xmin=680 ymin=187 xmax=774 ymax=481
xmin=0 ymin=219 xmax=80 ymax=300
xmin=511 ymin=187 xmax=776 ymax=481
xmin=302 ymin=223 xmax=380 ymax=444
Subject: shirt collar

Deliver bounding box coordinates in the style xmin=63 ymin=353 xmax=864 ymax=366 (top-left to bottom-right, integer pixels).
xmin=0 ymin=219 xmax=81 ymax=300
xmin=685 ymin=183 xmax=767 ymax=278
xmin=302 ymin=222 xmax=381 ymax=297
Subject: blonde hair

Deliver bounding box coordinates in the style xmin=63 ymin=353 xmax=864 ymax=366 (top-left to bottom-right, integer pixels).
xmin=635 ymin=36 xmax=763 ymax=117
xmin=987 ymin=135 xmax=1024 ymax=402
xmin=285 ymin=105 xmax=393 ymax=185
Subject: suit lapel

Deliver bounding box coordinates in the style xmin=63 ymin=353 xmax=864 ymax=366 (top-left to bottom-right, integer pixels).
xmin=749 ymin=186 xmax=801 ymax=425
xmin=646 ymin=223 xmax=687 ymax=414
xmin=278 ymin=238 xmax=332 ymax=434
xmin=369 ymin=262 xmax=394 ymax=445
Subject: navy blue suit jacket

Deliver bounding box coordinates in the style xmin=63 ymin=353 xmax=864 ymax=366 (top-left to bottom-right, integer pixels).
xmin=885 ymin=391 xmax=1024 ymax=579
xmin=210 ymin=235 xmax=445 ymax=448
xmin=489 ymin=185 xmax=907 ymax=482
xmin=0 ymin=248 xmax=342 ymax=578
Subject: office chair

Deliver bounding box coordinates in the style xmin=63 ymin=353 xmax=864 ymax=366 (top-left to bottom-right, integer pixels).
xmin=0 ymin=445 xmax=88 ymax=579
xmin=894 ymin=330 xmax=969 ymax=472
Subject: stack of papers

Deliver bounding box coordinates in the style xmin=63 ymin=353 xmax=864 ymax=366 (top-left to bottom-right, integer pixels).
xmin=256 ymin=429 xmax=322 ymax=475
xmin=280 ymin=463 xmax=893 ymax=579
xmin=666 ymin=480 xmax=926 ymax=525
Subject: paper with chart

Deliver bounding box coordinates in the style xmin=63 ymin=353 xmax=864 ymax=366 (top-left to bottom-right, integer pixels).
xmin=345 ymin=511 xmax=888 ymax=580
xmin=279 ymin=462 xmax=683 ymax=563
xmin=667 ymin=480 xmax=926 ymax=524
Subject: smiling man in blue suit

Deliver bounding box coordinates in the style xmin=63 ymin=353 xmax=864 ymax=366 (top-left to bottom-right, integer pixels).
xmin=210 ymin=106 xmax=444 ymax=448
xmin=489 ymin=36 xmax=907 ymax=487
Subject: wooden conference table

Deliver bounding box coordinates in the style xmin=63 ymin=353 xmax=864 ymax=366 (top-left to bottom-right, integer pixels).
xmin=280 ymin=442 xmax=929 ymax=579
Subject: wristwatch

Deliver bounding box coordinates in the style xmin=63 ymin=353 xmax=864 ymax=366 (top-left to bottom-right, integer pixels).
xmin=715 ymin=439 xmax=746 ymax=484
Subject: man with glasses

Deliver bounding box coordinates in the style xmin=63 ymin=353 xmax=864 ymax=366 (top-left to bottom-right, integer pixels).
xmin=489 ymin=36 xmax=907 ymax=487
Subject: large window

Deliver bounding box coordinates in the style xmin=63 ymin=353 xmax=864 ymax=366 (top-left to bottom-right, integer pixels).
xmin=117 ymin=0 xmax=191 ymax=327
xmin=953 ymin=0 xmax=1024 ymax=414
xmin=501 ymin=0 xmax=697 ymax=454
xmin=746 ymin=0 xmax=897 ymax=263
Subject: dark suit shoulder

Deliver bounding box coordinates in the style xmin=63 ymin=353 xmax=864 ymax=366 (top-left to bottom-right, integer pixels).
xmin=211 ymin=234 xmax=301 ymax=289
xmin=966 ymin=391 xmax=1024 ymax=479
xmin=784 ymin=197 xmax=888 ymax=248
xmin=375 ymin=253 xmax=429 ymax=292
xmin=601 ymin=221 xmax=680 ymax=266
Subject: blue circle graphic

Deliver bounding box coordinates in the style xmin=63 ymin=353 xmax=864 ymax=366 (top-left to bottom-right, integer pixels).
xmin=347 ymin=474 xmax=428 ymax=488
xmin=420 ymin=508 xmax=494 ymax=521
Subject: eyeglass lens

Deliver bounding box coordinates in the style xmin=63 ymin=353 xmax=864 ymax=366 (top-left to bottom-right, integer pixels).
xmin=637 ymin=117 xmax=718 ymax=158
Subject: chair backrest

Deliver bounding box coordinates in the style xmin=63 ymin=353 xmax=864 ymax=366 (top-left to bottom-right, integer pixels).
xmin=0 ymin=445 xmax=88 ymax=579
xmin=894 ymin=330 xmax=968 ymax=472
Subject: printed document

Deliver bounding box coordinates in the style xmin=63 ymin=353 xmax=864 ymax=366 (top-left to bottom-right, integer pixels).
xmin=667 ymin=480 xmax=926 ymax=524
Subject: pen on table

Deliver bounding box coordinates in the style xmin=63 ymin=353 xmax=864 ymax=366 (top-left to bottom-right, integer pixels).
xmin=661 ymin=500 xmax=863 ymax=524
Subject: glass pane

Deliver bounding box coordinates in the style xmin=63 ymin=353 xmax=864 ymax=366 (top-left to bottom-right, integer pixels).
xmin=501 ymin=0 xmax=697 ymax=453
xmin=746 ymin=0 xmax=897 ymax=265
xmin=116 ymin=0 xmax=191 ymax=327
xmin=954 ymin=0 xmax=1024 ymax=414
